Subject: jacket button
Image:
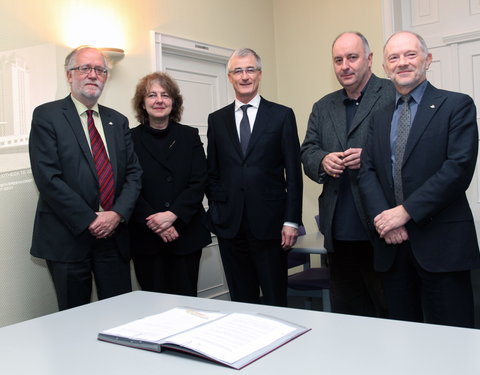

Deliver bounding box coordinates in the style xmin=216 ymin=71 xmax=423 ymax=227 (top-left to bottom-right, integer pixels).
xmin=164 ymin=202 xmax=170 ymax=208
xmin=166 ymin=176 xmax=173 ymax=182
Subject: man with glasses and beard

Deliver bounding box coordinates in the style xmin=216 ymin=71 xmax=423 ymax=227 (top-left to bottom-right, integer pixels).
xmin=29 ymin=46 xmax=142 ymax=310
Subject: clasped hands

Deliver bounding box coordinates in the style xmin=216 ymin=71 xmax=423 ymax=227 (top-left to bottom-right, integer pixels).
xmin=373 ymin=205 xmax=411 ymax=245
xmin=89 ymin=211 xmax=121 ymax=239
xmin=322 ymin=148 xmax=362 ymax=178
xmin=146 ymin=211 xmax=179 ymax=243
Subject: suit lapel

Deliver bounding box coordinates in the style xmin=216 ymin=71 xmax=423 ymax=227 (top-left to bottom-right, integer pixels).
xmin=378 ymin=102 xmax=396 ymax=182
xmin=403 ymin=83 xmax=445 ymax=165
xmin=349 ymin=77 xmax=382 ymax=135
xmin=62 ymin=96 xmax=98 ymax=180
xmin=246 ymin=97 xmax=270 ymax=156
xmin=328 ymin=93 xmax=347 ymax=149
xmin=98 ymin=106 xmax=119 ymax=181
xmin=223 ymin=102 xmax=243 ymax=157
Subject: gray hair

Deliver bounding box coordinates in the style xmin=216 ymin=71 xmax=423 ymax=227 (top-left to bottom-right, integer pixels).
xmin=332 ymin=31 xmax=371 ymax=56
xmin=64 ymin=45 xmax=109 ymax=71
xmin=227 ymin=48 xmax=262 ymax=71
xmin=384 ymin=31 xmax=429 ymax=56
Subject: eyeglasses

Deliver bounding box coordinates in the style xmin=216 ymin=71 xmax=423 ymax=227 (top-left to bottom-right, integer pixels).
xmin=229 ymin=67 xmax=261 ymax=76
xmin=69 ymin=65 xmax=108 ymax=77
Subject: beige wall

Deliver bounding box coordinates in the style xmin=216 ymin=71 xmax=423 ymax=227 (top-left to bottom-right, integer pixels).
xmin=1 ymin=0 xmax=279 ymax=124
xmin=0 ymin=0 xmax=384 ymax=326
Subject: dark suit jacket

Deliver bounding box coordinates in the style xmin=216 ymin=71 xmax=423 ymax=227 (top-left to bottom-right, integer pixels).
xmin=129 ymin=122 xmax=211 ymax=255
xmin=205 ymin=97 xmax=303 ymax=240
xmin=301 ymin=75 xmax=395 ymax=251
xmin=358 ymin=82 xmax=480 ymax=272
xmin=29 ymin=95 xmax=142 ymax=262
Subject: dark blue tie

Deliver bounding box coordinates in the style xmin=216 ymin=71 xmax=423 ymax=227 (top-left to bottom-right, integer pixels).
xmin=240 ymin=105 xmax=252 ymax=155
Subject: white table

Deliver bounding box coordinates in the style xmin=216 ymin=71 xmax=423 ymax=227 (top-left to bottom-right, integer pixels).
xmin=1 ymin=291 xmax=479 ymax=374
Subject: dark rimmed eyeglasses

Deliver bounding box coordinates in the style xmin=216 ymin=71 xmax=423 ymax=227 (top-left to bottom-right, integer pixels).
xmin=69 ymin=65 xmax=108 ymax=77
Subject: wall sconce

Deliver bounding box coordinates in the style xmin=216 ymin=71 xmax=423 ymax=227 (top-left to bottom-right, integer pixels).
xmin=100 ymin=48 xmax=125 ymax=65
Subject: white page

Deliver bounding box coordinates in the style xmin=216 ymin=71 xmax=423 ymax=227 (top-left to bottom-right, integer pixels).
xmin=102 ymin=307 xmax=225 ymax=342
xmin=165 ymin=313 xmax=297 ymax=364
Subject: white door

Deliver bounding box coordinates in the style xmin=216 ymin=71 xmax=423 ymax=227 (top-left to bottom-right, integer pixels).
xmin=162 ymin=52 xmax=232 ymax=147
xmin=155 ymin=34 xmax=233 ymax=299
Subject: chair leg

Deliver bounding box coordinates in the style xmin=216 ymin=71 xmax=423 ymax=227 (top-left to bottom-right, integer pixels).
xmin=322 ymin=289 xmax=332 ymax=312
xmin=304 ymin=297 xmax=313 ymax=310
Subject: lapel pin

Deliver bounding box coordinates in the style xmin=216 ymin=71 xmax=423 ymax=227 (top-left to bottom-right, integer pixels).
xmin=169 ymin=140 xmax=176 ymax=149
xmin=108 ymin=121 xmax=114 ymax=125
xmin=430 ymin=105 xmax=435 ymax=109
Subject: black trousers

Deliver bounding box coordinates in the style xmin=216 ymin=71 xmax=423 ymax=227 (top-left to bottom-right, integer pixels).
xmin=133 ymin=249 xmax=202 ymax=297
xmin=47 ymin=237 xmax=131 ymax=311
xmin=329 ymin=240 xmax=387 ymax=318
xmin=218 ymin=216 xmax=287 ymax=307
xmin=382 ymin=241 xmax=475 ymax=328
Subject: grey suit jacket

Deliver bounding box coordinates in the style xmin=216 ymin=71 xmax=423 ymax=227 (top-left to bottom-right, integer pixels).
xmin=29 ymin=95 xmax=142 ymax=262
xmin=301 ymin=74 xmax=395 ymax=251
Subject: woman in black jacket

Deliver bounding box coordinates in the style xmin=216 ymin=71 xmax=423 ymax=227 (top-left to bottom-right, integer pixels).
xmin=130 ymin=72 xmax=211 ymax=296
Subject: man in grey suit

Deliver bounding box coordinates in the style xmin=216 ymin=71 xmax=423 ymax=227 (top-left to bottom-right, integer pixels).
xmin=301 ymin=32 xmax=393 ymax=317
xmin=29 ymin=46 xmax=142 ymax=310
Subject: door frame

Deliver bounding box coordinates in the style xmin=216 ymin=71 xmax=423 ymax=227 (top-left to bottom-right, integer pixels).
xmin=150 ymin=32 xmax=235 ymax=104
xmin=151 ymin=32 xmax=232 ymax=71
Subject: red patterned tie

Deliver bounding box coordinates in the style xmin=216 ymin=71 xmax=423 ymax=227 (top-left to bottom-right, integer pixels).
xmin=86 ymin=110 xmax=115 ymax=211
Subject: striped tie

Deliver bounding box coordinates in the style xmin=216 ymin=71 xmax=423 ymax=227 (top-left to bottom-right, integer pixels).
xmin=86 ymin=110 xmax=115 ymax=211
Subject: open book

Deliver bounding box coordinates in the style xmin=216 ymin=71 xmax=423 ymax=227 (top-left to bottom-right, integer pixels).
xmin=98 ymin=307 xmax=310 ymax=369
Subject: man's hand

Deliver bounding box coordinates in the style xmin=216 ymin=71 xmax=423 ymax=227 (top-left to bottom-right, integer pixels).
xmin=321 ymin=148 xmax=362 ymax=177
xmin=281 ymin=226 xmax=298 ymax=250
xmin=342 ymin=148 xmax=362 ymax=170
xmin=321 ymin=152 xmax=345 ymax=178
xmin=374 ymin=205 xmax=411 ymax=238
xmin=88 ymin=211 xmax=121 ymax=239
xmin=383 ymin=226 xmax=409 ymax=245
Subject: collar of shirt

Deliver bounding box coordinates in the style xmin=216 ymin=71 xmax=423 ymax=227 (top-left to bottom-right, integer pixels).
xmin=70 ymin=94 xmax=110 ymax=158
xmin=342 ymin=89 xmax=365 ymax=132
xmin=234 ymin=94 xmax=261 ymax=137
xmin=394 ymin=79 xmax=428 ymax=109
xmin=71 ymin=94 xmax=100 ymax=118
xmin=234 ymin=94 xmax=261 ymax=111
xmin=390 ymin=80 xmax=429 ymax=167
xmin=340 ymin=75 xmax=370 ymax=104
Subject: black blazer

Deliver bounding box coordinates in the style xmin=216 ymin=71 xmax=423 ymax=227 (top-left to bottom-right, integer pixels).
xmin=29 ymin=95 xmax=142 ymax=262
xmin=359 ymin=82 xmax=480 ymax=272
xmin=130 ymin=122 xmax=211 ymax=255
xmin=205 ymin=97 xmax=303 ymax=240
